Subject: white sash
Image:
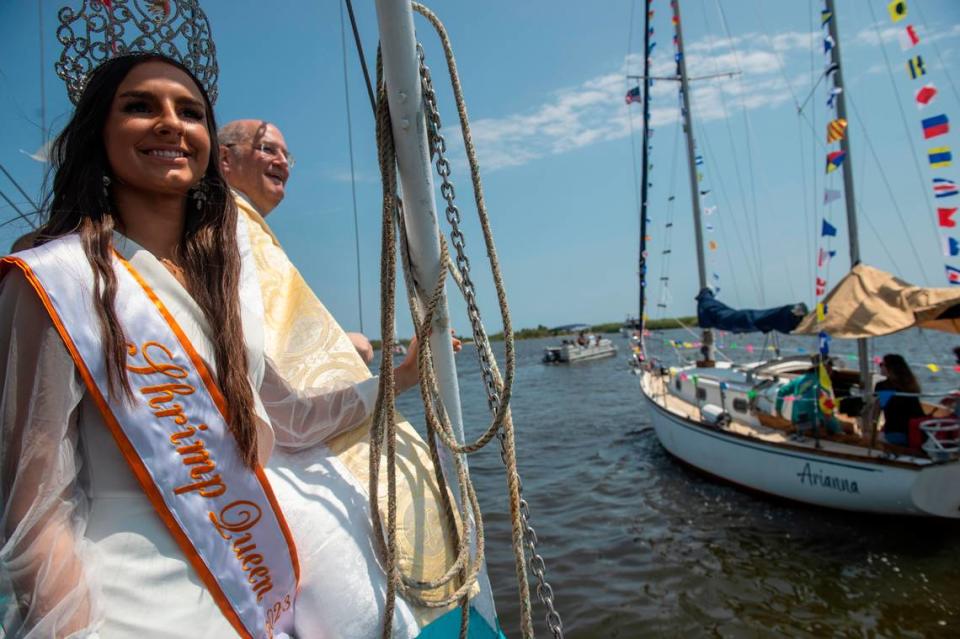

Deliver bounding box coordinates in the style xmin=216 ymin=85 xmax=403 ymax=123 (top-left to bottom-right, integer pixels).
xmin=1 ymin=235 xmax=298 ymax=639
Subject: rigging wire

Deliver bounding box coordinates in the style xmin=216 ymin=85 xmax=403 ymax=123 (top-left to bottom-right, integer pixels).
xmin=808 ymin=0 xmax=819 ymax=303
xmin=794 ymin=104 xmax=906 ymax=275
xmin=754 ymin=0 xmax=818 ymax=302
xmin=339 ymin=0 xmax=365 ymax=333
xmin=704 ymin=0 xmax=767 ymax=302
xmin=715 ymin=0 xmax=767 ymax=303
xmin=693 ymin=121 xmax=749 ymax=305
xmin=627 ymin=107 xmax=644 ymax=315
xmin=864 ymin=0 xmax=943 ymax=284
xmin=653 ymin=105 xmax=684 ymax=322
xmin=625 ymin=0 xmax=643 ymax=321
xmin=38 ymin=0 xmax=46 ymax=150
xmin=343 ymin=0 xmax=376 ymax=116
xmin=688 ymin=0 xmax=763 ymax=297
xmin=694 ymin=126 xmax=762 ymax=300
xmin=844 ymin=91 xmax=929 ymax=282
xmin=0 ymin=188 xmax=37 ymax=230
xmin=0 ymin=163 xmax=39 ymax=212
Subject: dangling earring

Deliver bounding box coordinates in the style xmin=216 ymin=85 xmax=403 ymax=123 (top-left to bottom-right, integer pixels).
xmin=102 ymin=174 xmax=111 ymax=199
xmin=191 ymin=178 xmax=207 ymax=211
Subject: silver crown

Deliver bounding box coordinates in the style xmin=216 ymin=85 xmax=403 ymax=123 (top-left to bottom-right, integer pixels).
xmin=55 ymin=0 xmax=219 ymax=105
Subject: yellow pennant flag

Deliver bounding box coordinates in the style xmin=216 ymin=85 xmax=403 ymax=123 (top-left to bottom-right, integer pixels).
xmin=927 ymin=363 xmax=940 ymax=372
xmin=818 ymin=363 xmax=836 ymax=416
xmin=888 ymin=0 xmax=907 ymax=23
xmin=816 ymin=302 xmax=826 ymax=321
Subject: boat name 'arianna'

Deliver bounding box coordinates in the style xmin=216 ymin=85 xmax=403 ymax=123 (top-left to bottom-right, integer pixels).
xmin=796 ymin=463 xmax=859 ymax=494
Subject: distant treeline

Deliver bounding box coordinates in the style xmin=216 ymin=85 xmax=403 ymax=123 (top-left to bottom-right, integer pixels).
xmin=370 ymin=317 xmax=697 ymax=349
xmin=486 ymin=316 xmax=699 ymax=342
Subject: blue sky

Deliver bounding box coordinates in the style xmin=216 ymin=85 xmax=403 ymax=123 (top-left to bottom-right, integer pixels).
xmin=1 ymin=0 xmax=959 ymax=337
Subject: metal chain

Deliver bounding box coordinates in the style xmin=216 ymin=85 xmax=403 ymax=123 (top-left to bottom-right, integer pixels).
xmin=418 ymin=44 xmax=565 ymax=639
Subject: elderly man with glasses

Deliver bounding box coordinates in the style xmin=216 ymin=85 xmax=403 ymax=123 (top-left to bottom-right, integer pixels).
xmin=220 ymin=119 xmax=374 ymax=363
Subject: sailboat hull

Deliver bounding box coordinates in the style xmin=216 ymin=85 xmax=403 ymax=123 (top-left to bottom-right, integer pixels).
xmin=641 ymin=381 xmax=960 ymax=518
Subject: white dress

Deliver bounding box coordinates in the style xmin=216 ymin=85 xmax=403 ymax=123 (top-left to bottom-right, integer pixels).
xmin=0 ymin=233 xmax=377 ymax=638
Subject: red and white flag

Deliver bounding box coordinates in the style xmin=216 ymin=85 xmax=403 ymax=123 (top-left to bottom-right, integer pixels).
xmin=916 ymin=83 xmax=938 ymax=108
xmin=899 ymin=24 xmax=920 ymax=50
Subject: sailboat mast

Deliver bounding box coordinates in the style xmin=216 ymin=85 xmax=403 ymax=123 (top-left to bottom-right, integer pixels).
xmin=637 ymin=0 xmax=653 ymax=340
xmin=823 ymin=0 xmax=871 ymax=396
xmin=671 ymin=0 xmax=713 ymax=362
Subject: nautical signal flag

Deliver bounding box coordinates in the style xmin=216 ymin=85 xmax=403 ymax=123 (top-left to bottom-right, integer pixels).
xmin=818 ymin=248 xmax=837 ymax=267
xmin=826 ymin=150 xmax=846 ymax=173
xmin=900 ymin=24 xmax=920 ymax=50
xmin=818 ymin=364 xmax=836 ymax=416
xmin=822 ymin=219 xmax=838 ymax=237
xmin=929 ymin=147 xmax=953 ymax=168
xmin=625 ymin=86 xmax=641 ymax=105
xmin=939 ymin=207 xmax=958 ymax=228
xmin=827 ymin=86 xmax=842 ymax=109
xmin=907 ymin=56 xmax=926 ymax=79
xmin=818 ymin=331 xmax=831 ymax=355
xmin=947 ymin=265 xmax=960 ymax=285
xmin=888 ymin=0 xmax=907 ymax=23
xmin=821 ymin=9 xmax=832 ymax=25
xmin=944 ymin=237 xmax=960 ymax=257
xmin=824 ymin=188 xmax=842 ymax=204
xmin=934 ymin=178 xmax=959 ymax=198
xmin=916 ymin=84 xmax=937 ymax=108
xmin=922 ymin=114 xmax=949 ymax=139
xmin=708 ymin=240 xmax=718 ymax=251
xmin=816 ymin=303 xmax=827 ymax=321
xmin=816 ymin=277 xmax=827 ymax=296
xmin=827 ymin=118 xmax=847 ymax=143
xmin=824 ymin=34 xmax=834 ymax=55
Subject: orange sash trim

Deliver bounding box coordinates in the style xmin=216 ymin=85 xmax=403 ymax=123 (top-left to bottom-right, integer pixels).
xmin=1 ymin=254 xmax=300 ymax=637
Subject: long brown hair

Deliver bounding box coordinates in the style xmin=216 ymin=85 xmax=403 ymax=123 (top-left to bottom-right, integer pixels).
xmin=36 ymin=55 xmax=260 ymax=467
xmin=882 ymin=353 xmax=921 ymax=394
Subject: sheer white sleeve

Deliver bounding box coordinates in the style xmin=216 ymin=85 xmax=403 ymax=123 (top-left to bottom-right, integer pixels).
xmin=259 ymin=356 xmax=379 ymax=450
xmin=0 ymin=271 xmax=99 ymax=638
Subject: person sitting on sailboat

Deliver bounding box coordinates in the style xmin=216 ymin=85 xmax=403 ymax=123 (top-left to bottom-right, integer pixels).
xmin=775 ymin=357 xmax=842 ymax=436
xmin=874 ymin=354 xmax=926 ymax=448
xmin=218 ymin=119 xmax=376 ymax=364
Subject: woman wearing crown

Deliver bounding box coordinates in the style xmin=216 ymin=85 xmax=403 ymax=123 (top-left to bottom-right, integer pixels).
xmin=0 ymin=2 xmax=430 ymax=637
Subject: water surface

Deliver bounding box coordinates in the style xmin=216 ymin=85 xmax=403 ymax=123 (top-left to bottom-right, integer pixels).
xmin=393 ymin=329 xmax=960 ymax=637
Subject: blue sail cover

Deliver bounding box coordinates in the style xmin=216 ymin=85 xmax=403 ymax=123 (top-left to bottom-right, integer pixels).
xmin=696 ymin=289 xmax=807 ymax=334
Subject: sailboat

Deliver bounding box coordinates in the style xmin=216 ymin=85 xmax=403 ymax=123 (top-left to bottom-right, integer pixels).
xmin=636 ymin=0 xmax=960 ymax=518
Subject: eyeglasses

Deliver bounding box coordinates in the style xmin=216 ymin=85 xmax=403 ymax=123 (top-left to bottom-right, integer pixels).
xmin=224 ymin=142 xmax=295 ymax=168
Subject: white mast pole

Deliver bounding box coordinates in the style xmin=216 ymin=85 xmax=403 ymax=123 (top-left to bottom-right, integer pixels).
xmin=373 ymin=0 xmax=467 ymax=448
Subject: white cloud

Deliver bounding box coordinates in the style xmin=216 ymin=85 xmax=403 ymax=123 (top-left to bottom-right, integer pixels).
xmin=468 ymin=29 xmax=817 ymax=171
xmin=323 ymin=167 xmax=377 ymax=184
